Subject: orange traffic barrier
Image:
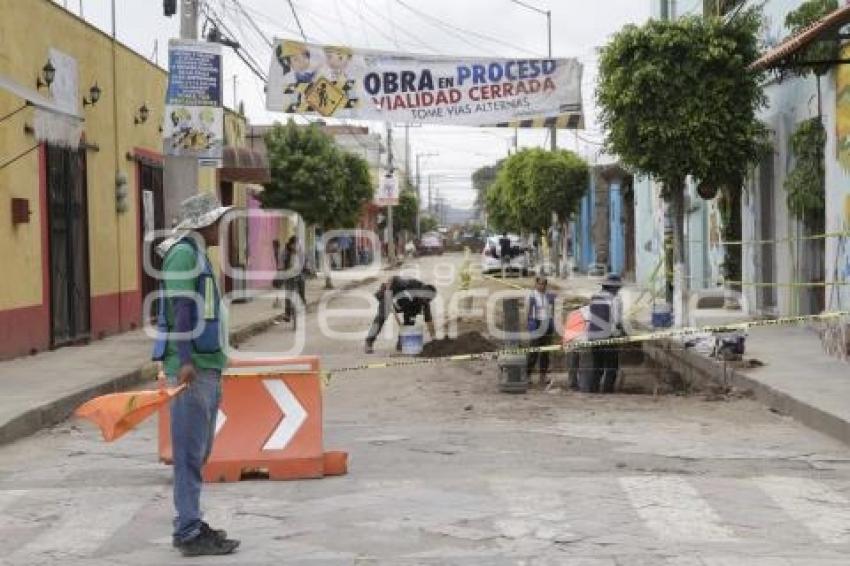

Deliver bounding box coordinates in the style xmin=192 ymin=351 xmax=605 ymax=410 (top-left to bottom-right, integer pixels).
xmin=77 ymin=385 xmax=186 ymax=442
xmin=158 ymin=356 xmax=348 ymax=482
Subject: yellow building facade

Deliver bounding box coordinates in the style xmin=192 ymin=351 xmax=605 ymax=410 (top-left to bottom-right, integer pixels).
xmin=0 ymin=0 xmax=166 ymax=358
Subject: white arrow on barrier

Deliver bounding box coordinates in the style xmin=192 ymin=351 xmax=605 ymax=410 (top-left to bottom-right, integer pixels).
xmin=214 ymin=409 xmax=226 ymax=437
xmin=261 ymin=379 xmax=308 ymax=451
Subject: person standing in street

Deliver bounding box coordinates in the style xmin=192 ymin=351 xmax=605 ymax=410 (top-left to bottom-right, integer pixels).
xmin=526 ymin=276 xmax=556 ymax=386
xmin=499 ymin=232 xmax=512 ymax=277
xmin=585 ymin=273 xmax=624 ymax=393
xmin=152 ymin=193 xmax=240 ymax=557
xmin=365 ymin=276 xmax=437 ymax=354
xmin=281 ymin=235 xmax=307 ymax=322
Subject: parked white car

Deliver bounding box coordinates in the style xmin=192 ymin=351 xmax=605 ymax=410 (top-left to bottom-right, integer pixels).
xmin=481 ymin=235 xmax=532 ymax=276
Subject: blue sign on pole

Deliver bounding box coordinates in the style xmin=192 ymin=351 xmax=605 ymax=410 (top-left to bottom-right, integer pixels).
xmin=163 ymin=40 xmax=224 ymax=161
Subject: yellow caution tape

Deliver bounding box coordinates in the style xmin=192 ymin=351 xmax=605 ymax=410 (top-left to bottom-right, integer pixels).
xmin=688 ymin=230 xmax=850 ymax=246
xmin=322 ymin=310 xmax=850 ymax=381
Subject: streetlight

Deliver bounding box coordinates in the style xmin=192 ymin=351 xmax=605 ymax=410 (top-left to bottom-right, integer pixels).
xmin=510 ymin=0 xmax=553 ymax=151
xmin=511 ymin=0 xmax=561 ymax=276
xmin=415 ymin=152 xmax=439 ymax=238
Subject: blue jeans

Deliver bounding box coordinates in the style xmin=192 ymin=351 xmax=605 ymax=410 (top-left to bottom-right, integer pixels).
xmin=168 ymin=368 xmax=222 ymax=542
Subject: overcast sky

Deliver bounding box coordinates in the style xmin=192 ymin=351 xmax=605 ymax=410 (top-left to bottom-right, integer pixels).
xmin=55 ymin=0 xmax=650 ymax=209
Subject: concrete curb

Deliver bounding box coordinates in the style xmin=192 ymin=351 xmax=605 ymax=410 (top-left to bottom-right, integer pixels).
xmin=643 ymin=339 xmax=850 ymax=446
xmin=0 ymin=275 xmax=378 ymax=447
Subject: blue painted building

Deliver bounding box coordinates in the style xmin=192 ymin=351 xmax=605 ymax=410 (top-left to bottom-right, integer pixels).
xmin=571 ymin=163 xmax=634 ymax=278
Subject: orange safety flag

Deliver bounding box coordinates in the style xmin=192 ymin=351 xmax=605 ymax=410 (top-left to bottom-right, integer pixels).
xmin=563 ymin=309 xmax=587 ymax=345
xmin=75 ymin=384 xmax=186 ymax=442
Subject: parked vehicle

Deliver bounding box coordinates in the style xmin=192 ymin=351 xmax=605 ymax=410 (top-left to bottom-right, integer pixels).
xmin=417 ymin=232 xmax=444 ymax=255
xmin=481 ymin=234 xmax=532 ymax=275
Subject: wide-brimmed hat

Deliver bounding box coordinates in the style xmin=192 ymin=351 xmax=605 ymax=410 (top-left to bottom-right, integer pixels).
xmin=601 ymin=273 xmax=623 ymax=288
xmin=155 ymin=193 xmax=232 ymax=257
xmin=174 ymin=193 xmax=232 ymax=231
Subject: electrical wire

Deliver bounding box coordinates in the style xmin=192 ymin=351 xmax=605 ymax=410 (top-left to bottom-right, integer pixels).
xmin=222 ymin=0 xmax=303 ymax=38
xmin=288 ymin=0 xmax=308 ymax=41
xmin=355 ymin=0 xmax=442 ymax=54
xmin=395 ymin=0 xmax=543 ymax=57
xmin=230 ymin=0 xmax=274 ymax=48
xmin=394 ymin=0 xmax=489 ymax=55
xmin=204 ymin=3 xmax=267 ymax=79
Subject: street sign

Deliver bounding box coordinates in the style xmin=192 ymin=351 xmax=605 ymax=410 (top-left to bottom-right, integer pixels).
xmin=375 ymin=172 xmax=399 ymax=206
xmin=163 ymin=39 xmax=224 ymax=163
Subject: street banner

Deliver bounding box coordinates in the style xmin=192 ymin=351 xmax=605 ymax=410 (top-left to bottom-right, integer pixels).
xmin=375 ymin=172 xmax=399 ymax=206
xmin=163 ymin=39 xmax=224 ymax=163
xmin=266 ymin=40 xmax=583 ymax=126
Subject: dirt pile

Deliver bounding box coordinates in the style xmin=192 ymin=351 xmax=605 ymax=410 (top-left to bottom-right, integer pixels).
xmin=420 ymin=331 xmax=497 ymax=358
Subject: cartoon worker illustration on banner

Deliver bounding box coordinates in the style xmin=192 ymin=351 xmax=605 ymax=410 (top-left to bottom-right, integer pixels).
xmin=274 ymin=41 xmax=359 ymax=116
xmin=267 ymin=40 xmax=583 ymax=126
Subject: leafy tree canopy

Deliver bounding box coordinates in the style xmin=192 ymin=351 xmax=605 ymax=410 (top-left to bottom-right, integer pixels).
xmin=420 ymin=215 xmax=439 ymax=234
xmin=260 ymin=119 xmax=374 ymax=228
xmin=484 ymin=148 xmax=588 ymax=233
xmin=472 ymin=160 xmax=503 ymax=211
xmin=596 ymin=11 xmax=768 ymax=191
xmin=394 ymin=180 xmax=419 ymax=235
xmin=785 ymin=0 xmax=839 ymax=77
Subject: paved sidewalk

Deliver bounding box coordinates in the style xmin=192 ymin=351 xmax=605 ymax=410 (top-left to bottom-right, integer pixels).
xmin=644 ymin=321 xmax=850 ymax=446
xmin=0 ymin=269 xmax=379 ymax=446
xmin=731 ymin=325 xmax=850 ymax=444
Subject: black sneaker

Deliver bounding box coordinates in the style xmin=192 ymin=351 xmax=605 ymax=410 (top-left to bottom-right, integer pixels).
xmin=172 ymin=522 xmax=228 ymax=548
xmin=176 ymin=528 xmax=240 ymax=557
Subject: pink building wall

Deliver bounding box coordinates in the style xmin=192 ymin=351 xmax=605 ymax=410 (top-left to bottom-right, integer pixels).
xmin=247 ymin=191 xmax=282 ymax=289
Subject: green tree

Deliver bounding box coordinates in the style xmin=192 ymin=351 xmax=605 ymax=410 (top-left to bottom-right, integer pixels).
xmin=335 ymin=151 xmax=374 ymax=227
xmin=484 ymin=148 xmax=588 ymax=234
xmin=261 ymin=119 xmax=374 ymax=289
xmin=596 ymin=11 xmax=768 ymax=301
xmin=472 ymin=160 xmax=503 ymax=213
xmin=420 ymin=215 xmax=439 ymax=234
xmin=259 ymin=119 xmax=373 ymax=229
xmin=394 ymin=181 xmax=420 ymax=235
xmin=785 ymin=0 xmax=838 ymax=77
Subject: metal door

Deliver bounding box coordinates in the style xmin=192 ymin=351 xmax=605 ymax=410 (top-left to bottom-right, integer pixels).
xmin=46 ymin=144 xmax=90 ymax=346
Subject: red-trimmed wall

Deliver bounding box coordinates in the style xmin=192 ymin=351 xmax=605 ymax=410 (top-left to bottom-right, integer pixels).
xmin=0 ymin=146 xmax=51 ymax=359
xmin=90 ymin=290 xmax=141 ymax=339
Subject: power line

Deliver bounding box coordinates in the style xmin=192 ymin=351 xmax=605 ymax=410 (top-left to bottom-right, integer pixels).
xmin=230 ymin=0 xmax=274 ymax=49
xmin=204 ymin=3 xmax=267 ymax=78
xmin=287 ymin=0 xmax=307 ymax=41
xmin=222 ymin=0 xmax=303 ymax=39
xmin=394 ymin=0 xmax=487 ymax=54
xmin=395 ymin=0 xmax=543 ymax=57
xmin=348 ymin=0 xmax=441 ymax=54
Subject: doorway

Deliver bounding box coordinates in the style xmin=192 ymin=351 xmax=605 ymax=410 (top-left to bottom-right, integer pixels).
xmin=139 ymin=161 xmax=164 ymax=320
xmin=46 ymin=144 xmax=90 ymax=347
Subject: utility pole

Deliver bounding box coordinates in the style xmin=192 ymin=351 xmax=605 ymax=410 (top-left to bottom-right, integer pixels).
xmin=232 ymin=74 xmax=238 ymax=109
xmin=180 ymin=0 xmax=199 ymax=40
xmin=164 ymin=1 xmax=200 ymax=234
xmin=511 ymin=0 xmax=558 ymax=275
xmin=428 ymin=176 xmax=432 ymax=215
xmin=386 ymin=123 xmax=396 ymax=265
xmin=415 ymin=152 xmax=438 ymax=238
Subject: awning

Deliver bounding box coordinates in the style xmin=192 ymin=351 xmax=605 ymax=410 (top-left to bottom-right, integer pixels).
xmin=219 ymin=146 xmax=270 ymax=184
xmin=0 ymin=72 xmax=84 ymax=148
xmin=749 ymin=5 xmax=850 ymax=71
